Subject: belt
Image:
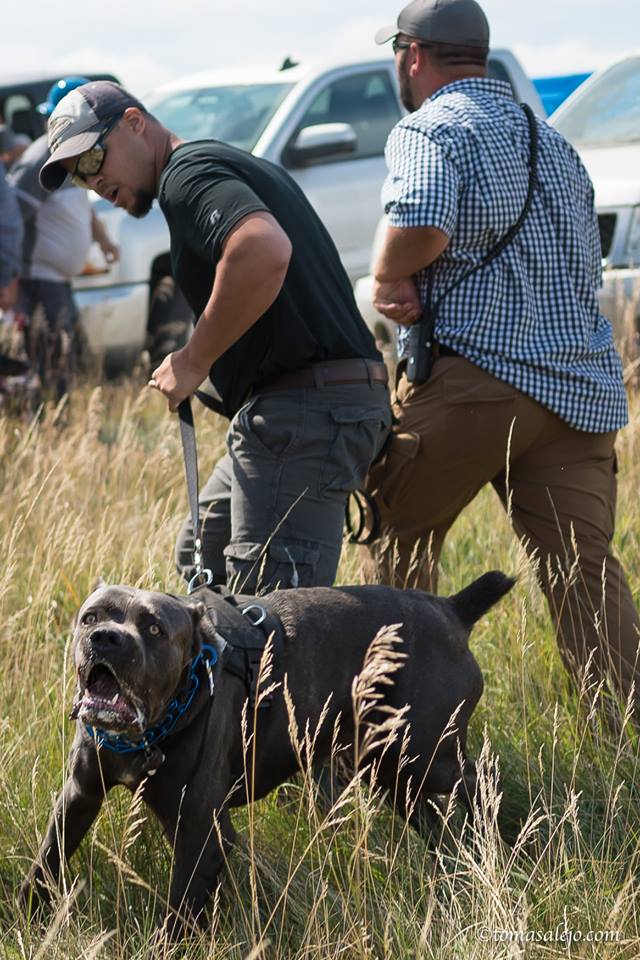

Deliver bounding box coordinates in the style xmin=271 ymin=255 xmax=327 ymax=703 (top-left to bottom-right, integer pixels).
xmin=255 ymin=358 xmax=388 ymax=394
xmin=438 ymin=344 xmax=462 ymax=359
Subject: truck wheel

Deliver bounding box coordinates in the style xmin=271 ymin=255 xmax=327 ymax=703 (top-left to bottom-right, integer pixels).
xmin=147 ymin=276 xmax=192 ymax=366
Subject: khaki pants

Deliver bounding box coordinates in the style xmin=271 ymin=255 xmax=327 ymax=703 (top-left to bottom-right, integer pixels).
xmin=364 ymin=356 xmax=640 ymax=713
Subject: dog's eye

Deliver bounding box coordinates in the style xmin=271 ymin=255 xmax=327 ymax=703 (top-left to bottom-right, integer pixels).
xmin=148 ymin=624 xmax=162 ymax=636
xmin=83 ymin=612 xmax=97 ymax=625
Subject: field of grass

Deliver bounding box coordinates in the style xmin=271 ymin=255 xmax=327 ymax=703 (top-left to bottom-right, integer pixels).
xmin=1 ymin=374 xmax=640 ymax=959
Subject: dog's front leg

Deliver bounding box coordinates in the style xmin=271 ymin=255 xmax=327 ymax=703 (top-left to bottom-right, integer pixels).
xmin=162 ymin=797 xmax=236 ymax=941
xmin=19 ymin=738 xmax=106 ymax=914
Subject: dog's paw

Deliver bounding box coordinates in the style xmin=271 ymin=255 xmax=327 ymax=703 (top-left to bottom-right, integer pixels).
xmin=17 ymin=874 xmax=51 ymax=919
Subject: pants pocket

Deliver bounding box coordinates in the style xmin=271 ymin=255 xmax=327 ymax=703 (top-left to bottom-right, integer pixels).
xmin=234 ymin=394 xmax=304 ymax=459
xmin=366 ymin=428 xmax=421 ymax=512
xmin=224 ymin=538 xmax=321 ymax=593
xmin=319 ymin=405 xmax=391 ymax=497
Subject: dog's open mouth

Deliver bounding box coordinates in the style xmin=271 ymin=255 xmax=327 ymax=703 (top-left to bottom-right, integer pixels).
xmin=74 ymin=663 xmax=143 ymax=732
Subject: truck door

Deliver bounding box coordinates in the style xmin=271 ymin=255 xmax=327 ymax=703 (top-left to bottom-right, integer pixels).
xmin=282 ymin=67 xmax=401 ymax=282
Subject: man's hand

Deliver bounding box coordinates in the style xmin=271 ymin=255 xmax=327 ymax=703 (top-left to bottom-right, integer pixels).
xmin=0 ymin=278 xmax=19 ymax=312
xmin=149 ymin=346 xmax=210 ymax=412
xmin=373 ymin=277 xmax=422 ymax=327
xmin=98 ymin=237 xmax=120 ymax=264
xmin=90 ymin=211 xmax=120 ymax=264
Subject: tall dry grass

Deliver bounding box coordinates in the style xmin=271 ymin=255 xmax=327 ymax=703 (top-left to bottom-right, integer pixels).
xmin=0 ymin=371 xmax=640 ymax=959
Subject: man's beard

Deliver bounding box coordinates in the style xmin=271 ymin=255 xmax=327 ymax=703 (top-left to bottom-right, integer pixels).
xmin=398 ymin=52 xmax=418 ymax=112
xmin=129 ymin=188 xmax=155 ymax=219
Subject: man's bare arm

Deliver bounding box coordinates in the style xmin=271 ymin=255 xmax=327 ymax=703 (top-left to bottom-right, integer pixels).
xmin=372 ymin=224 xmax=450 ymax=325
xmin=374 ymin=224 xmax=450 ymax=282
xmin=150 ymin=211 xmax=291 ymax=409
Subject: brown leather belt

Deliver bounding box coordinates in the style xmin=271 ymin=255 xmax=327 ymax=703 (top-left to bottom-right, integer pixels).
xmin=255 ymin=358 xmax=388 ymax=394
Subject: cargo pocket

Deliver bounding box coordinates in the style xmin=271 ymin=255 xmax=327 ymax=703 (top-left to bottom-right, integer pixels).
xmin=368 ymin=429 xmax=421 ymax=512
xmin=224 ymin=538 xmax=321 ymax=593
xmin=319 ymin=405 xmax=391 ymax=497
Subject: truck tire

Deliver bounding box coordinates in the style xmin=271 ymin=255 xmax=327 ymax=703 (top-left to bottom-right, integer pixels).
xmin=147 ymin=276 xmax=192 ymax=366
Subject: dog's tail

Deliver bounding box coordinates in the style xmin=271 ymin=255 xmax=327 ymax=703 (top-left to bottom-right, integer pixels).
xmin=450 ymin=571 xmax=516 ymax=629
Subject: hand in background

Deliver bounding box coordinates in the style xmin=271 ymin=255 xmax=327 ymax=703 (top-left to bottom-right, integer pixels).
xmin=99 ymin=238 xmax=120 ymax=264
xmin=0 ymin=278 xmax=19 ymax=312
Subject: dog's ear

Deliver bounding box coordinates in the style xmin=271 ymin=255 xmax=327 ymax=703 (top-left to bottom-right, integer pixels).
xmin=185 ymin=598 xmax=223 ymax=659
xmin=91 ymin=577 xmax=108 ymax=593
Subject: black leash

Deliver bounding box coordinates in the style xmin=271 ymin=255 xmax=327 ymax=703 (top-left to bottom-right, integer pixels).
xmin=177 ymin=398 xmax=214 ymax=594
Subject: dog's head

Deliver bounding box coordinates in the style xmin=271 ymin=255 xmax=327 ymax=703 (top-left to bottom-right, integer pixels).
xmin=71 ymin=584 xmax=212 ymax=735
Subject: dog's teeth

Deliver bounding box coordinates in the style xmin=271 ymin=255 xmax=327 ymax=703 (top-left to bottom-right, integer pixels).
xmin=110 ymin=692 xmax=119 ymax=704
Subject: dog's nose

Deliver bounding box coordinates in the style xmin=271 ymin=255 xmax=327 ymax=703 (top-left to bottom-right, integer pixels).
xmin=88 ymin=628 xmax=125 ymax=649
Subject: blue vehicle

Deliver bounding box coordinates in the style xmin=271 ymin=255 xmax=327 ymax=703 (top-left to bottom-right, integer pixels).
xmin=533 ymin=73 xmax=591 ymax=115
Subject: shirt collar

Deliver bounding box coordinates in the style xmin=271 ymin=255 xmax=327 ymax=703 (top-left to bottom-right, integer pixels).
xmin=426 ymin=77 xmax=515 ymax=104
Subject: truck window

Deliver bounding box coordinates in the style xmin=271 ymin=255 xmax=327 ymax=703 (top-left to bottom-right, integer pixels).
xmin=3 ymin=94 xmax=39 ymax=141
xmin=295 ymin=70 xmax=401 ymax=161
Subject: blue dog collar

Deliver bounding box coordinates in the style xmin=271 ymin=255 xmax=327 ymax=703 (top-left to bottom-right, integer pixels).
xmin=85 ymin=643 xmax=218 ymax=755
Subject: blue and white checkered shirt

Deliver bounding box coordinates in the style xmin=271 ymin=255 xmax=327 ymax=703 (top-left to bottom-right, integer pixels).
xmin=383 ymin=78 xmax=627 ymax=433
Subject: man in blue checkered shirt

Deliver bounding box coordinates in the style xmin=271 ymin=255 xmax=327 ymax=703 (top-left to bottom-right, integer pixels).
xmin=364 ymin=0 xmax=639 ymax=719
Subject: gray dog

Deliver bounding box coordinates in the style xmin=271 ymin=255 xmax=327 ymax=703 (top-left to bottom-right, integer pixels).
xmin=21 ymin=572 xmax=513 ymax=937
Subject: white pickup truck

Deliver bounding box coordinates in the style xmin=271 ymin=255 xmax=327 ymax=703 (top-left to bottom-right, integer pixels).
xmin=550 ymin=53 xmax=640 ymax=357
xmin=74 ymin=52 xmax=545 ymax=371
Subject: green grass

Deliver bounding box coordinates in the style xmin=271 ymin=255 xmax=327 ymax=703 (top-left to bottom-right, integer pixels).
xmin=1 ymin=379 xmax=640 ymax=959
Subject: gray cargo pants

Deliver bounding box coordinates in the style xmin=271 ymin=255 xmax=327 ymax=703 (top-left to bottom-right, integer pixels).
xmin=176 ymin=382 xmax=391 ymax=592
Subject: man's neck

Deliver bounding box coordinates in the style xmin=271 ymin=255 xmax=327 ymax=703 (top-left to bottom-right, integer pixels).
xmin=425 ymin=67 xmax=487 ymax=99
xmin=153 ymin=128 xmax=185 ymax=194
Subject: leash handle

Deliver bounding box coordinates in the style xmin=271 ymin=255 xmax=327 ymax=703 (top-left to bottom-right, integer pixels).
xmin=178 ymin=398 xmax=213 ymax=594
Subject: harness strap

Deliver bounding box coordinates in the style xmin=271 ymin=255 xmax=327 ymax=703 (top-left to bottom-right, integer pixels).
xmin=200 ymin=586 xmax=285 ymax=710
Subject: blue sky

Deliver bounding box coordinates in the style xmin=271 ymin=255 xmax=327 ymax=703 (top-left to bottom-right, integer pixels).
xmin=3 ymin=0 xmax=638 ymax=96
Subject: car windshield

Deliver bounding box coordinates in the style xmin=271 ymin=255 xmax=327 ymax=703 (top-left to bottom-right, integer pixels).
xmin=146 ymin=82 xmax=294 ymax=152
xmin=553 ymin=56 xmax=640 ymax=146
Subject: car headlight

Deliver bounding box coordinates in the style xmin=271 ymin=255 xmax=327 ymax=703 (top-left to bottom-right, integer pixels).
xmin=626 ymin=205 xmax=640 ymax=265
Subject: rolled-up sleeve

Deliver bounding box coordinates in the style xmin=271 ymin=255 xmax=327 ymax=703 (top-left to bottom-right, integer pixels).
xmin=381 ymin=122 xmax=461 ymax=236
xmin=0 ymin=167 xmax=23 ymax=287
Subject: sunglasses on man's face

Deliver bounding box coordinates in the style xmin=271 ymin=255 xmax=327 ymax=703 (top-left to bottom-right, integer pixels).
xmin=392 ymin=36 xmax=431 ymax=55
xmin=71 ymin=113 xmax=122 ymax=189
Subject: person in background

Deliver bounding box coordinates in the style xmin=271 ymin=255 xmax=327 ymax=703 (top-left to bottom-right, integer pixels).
xmin=0 ymin=125 xmax=30 ymax=168
xmin=0 ymin=161 xmax=23 ymax=315
xmin=363 ymin=0 xmax=640 ymax=722
xmin=8 ymin=77 xmax=119 ymax=398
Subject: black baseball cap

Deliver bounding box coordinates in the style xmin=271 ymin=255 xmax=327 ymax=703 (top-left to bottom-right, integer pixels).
xmin=375 ymin=0 xmax=490 ymax=48
xmin=40 ymin=80 xmax=145 ymax=191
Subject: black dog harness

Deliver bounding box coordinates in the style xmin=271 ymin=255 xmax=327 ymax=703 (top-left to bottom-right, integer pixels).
xmin=199 ymin=585 xmax=286 ymax=710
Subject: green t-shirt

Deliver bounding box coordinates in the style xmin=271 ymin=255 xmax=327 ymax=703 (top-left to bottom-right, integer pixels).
xmin=158 ymin=140 xmax=381 ymax=418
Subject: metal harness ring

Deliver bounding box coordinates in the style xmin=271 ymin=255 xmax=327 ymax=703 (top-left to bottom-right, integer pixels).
xmin=241 ymin=603 xmax=267 ymax=626
xmin=187 ymin=568 xmax=214 ymax=595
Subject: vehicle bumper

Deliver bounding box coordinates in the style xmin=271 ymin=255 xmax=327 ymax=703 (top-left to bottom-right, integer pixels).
xmin=74 ymin=282 xmax=148 ymax=361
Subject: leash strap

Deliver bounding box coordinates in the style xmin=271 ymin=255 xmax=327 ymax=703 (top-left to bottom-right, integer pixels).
xmin=178 ymin=398 xmax=213 ymax=594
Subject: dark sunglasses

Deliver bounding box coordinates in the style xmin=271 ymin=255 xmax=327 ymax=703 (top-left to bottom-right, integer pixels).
xmin=71 ymin=113 xmax=122 ymax=189
xmin=392 ymin=36 xmax=431 ymax=55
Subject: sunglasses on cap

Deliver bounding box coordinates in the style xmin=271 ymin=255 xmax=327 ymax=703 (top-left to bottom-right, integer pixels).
xmin=71 ymin=113 xmax=122 ymax=189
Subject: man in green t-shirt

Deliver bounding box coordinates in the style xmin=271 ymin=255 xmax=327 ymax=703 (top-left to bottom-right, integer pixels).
xmin=40 ymin=81 xmax=391 ymax=592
